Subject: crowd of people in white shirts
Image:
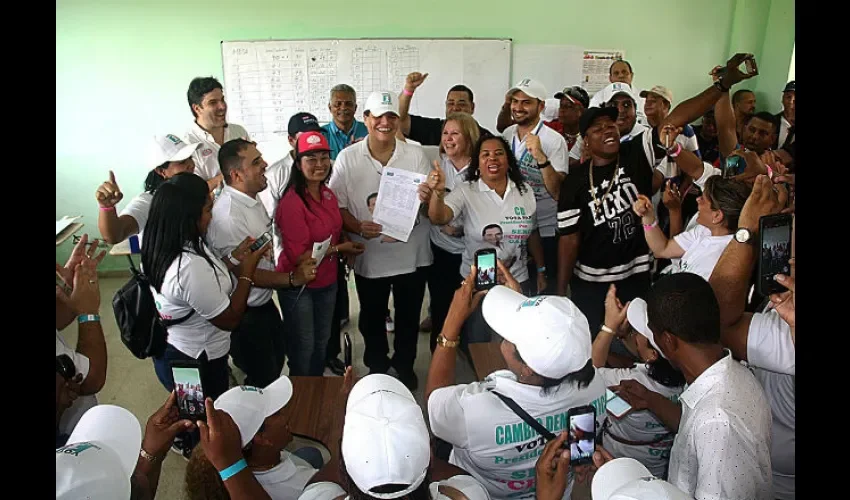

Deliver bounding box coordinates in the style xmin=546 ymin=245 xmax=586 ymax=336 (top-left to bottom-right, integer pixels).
xmin=56 ymin=49 xmax=796 ymax=500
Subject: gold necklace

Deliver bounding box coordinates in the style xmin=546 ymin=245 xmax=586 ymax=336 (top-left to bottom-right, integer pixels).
xmin=589 ymin=158 xmax=620 ymax=215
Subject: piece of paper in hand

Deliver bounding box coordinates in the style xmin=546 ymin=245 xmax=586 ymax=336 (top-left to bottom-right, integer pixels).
xmin=312 ymin=236 xmax=332 ymax=264
xmin=371 ymin=167 xmax=427 ymax=243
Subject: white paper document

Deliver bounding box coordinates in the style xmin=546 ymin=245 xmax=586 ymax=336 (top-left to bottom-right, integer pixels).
xmin=311 ymin=236 xmax=332 ymax=264
xmin=56 ymin=216 xmax=81 ymax=236
xmin=372 ymin=167 xmax=427 ymax=243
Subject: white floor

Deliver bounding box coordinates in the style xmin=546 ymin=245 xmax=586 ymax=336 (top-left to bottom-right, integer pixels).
xmin=58 ymin=275 xmax=590 ymax=499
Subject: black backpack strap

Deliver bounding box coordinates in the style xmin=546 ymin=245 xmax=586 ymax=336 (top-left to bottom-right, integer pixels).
xmin=491 ymin=391 xmax=556 ymax=441
xmin=160 ymin=309 xmax=195 ymax=327
xmin=132 ymin=264 xmax=196 ymax=328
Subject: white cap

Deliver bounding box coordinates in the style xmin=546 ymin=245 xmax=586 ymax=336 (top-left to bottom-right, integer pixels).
xmin=56 ymin=405 xmax=143 ymax=500
xmin=597 ymin=82 xmax=638 ymax=106
xmin=364 ymin=91 xmax=400 ymax=118
xmin=626 ymin=299 xmax=666 ymax=359
xmin=592 ymin=458 xmax=693 ymax=500
xmin=214 ymin=375 xmax=294 ymax=448
xmin=429 ymin=475 xmax=491 ymax=500
xmin=342 ymin=374 xmax=430 ymax=499
xmin=482 ymin=287 xmax=591 ymax=379
xmin=151 ymin=133 xmax=201 ymax=167
xmin=508 ymin=78 xmax=548 ymax=101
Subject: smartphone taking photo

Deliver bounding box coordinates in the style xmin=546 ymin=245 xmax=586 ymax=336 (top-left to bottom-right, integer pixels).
xmin=250 ymin=231 xmax=272 ymax=252
xmin=170 ymin=361 xmax=206 ymax=421
xmin=567 ymin=405 xmax=597 ymax=465
xmin=758 ymin=214 xmax=793 ymax=297
xmin=606 ymin=389 xmax=633 ymax=419
xmin=474 ymin=248 xmax=497 ymax=291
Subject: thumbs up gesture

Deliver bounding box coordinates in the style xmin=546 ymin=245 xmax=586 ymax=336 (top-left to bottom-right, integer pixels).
xmin=95 ymin=170 xmax=124 ymax=208
xmin=525 ymin=132 xmax=547 ymax=165
xmin=428 ymin=160 xmax=446 ymax=192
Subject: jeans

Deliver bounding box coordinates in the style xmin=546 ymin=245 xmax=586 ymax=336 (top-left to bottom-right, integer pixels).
xmin=527 ymin=235 xmax=559 ymax=295
xmin=229 ymin=300 xmax=287 ymax=387
xmin=354 ymin=268 xmax=427 ymax=375
xmin=426 ymin=243 xmax=463 ymax=352
xmin=152 ymin=343 xmax=230 ymax=401
xmin=328 ymin=258 xmax=348 ymax=362
xmin=279 ymin=282 xmax=338 ymax=376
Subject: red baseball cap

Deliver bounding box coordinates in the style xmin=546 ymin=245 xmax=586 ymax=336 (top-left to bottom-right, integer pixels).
xmin=295 ymin=131 xmax=331 ymax=158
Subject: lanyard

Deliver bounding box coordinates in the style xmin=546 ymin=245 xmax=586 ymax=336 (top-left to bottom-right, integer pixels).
xmin=511 ymin=121 xmax=544 ymax=164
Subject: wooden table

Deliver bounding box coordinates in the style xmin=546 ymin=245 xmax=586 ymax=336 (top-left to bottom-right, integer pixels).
xmin=281 ymin=376 xmax=344 ymax=449
xmin=109 ymin=237 xmax=138 ymax=267
xmin=468 ymin=342 xmax=507 ymax=380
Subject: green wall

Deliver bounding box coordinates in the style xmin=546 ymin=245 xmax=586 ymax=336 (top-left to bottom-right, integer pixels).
xmin=57 ymin=0 xmax=794 ymax=271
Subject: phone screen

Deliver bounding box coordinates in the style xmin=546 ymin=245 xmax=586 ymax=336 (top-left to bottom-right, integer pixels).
xmin=606 ymin=389 xmax=633 ymax=419
xmin=250 ymin=232 xmax=272 ymax=252
xmin=723 ymin=155 xmax=747 ymax=178
xmin=171 ymin=366 xmax=206 ymax=419
xmin=475 ymin=251 xmax=497 ymax=290
xmin=344 ymin=332 xmax=352 ymax=367
xmin=568 ymin=409 xmax=596 ymax=465
xmin=758 ymin=215 xmax=792 ymax=296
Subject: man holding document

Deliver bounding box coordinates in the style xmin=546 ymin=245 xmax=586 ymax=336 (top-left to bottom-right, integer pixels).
xmin=329 ymin=90 xmax=434 ymax=390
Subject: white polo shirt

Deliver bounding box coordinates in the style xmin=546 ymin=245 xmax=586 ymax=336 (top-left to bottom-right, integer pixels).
xmin=56 ymin=332 xmax=97 ymax=435
xmin=668 ymin=350 xmax=774 ymax=500
xmin=258 ymin=155 xmax=294 ymax=264
xmin=597 ymin=365 xmax=683 ymax=478
xmin=430 ymin=154 xmax=468 ymax=255
xmin=185 ymin=122 xmax=251 ymax=181
xmin=151 ymin=243 xmax=234 ymax=360
xmin=206 ymin=185 xmax=276 ymax=307
xmin=428 ymin=370 xmax=606 ymax=500
xmin=748 ymin=309 xmax=795 ymax=376
xmin=751 ymin=367 xmax=795 ymax=500
xmin=253 ymin=451 xmax=317 ymax=500
xmin=444 ymin=179 xmax=537 ymax=283
xmin=328 ymin=138 xmax=433 ymax=279
xmin=119 ymin=192 xmax=153 ymax=244
xmin=670 ymin=227 xmax=734 ymax=281
xmin=502 ymin=121 xmax=568 ymax=238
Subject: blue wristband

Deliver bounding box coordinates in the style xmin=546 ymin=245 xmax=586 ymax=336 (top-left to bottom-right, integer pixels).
xmin=219 ymin=458 xmax=247 ymax=481
xmin=77 ymin=314 xmax=100 ymax=324
xmin=537 ymin=266 xmax=547 ymax=273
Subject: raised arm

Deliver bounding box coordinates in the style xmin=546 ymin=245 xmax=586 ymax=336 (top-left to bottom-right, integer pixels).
xmin=496 ymin=92 xmax=514 ymax=133
xmin=633 ymin=194 xmax=684 ymax=259
xmin=527 ymin=132 xmax=567 ymax=200
xmin=95 ymin=171 xmax=141 ymax=244
xmin=426 ymin=161 xmax=455 ymax=225
xmin=399 ymin=72 xmax=428 ymax=137
xmin=714 ymin=91 xmax=739 ymax=157
xmin=592 ymin=285 xmax=629 ymax=367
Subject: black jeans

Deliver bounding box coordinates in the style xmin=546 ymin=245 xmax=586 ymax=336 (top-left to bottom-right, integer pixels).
xmin=569 ymin=272 xmax=650 ymax=358
xmin=426 ymin=243 xmax=464 ymax=352
xmin=328 ymin=257 xmax=348 ymax=362
xmin=228 ymin=300 xmax=286 ymax=387
xmin=527 ymin=235 xmax=559 ymax=295
xmin=354 ymin=268 xmax=427 ymax=375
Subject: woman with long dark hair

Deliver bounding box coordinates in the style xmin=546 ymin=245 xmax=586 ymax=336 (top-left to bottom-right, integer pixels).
xmin=143 ymin=172 xmax=269 ymax=402
xmin=276 ymin=131 xmax=364 ymax=376
xmin=96 ymin=134 xmax=200 ymax=244
xmin=591 ymin=285 xmax=686 ymax=478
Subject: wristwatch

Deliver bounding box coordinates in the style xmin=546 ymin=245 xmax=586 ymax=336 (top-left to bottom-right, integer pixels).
xmin=714 ymin=78 xmax=730 ymax=93
xmin=537 ymin=159 xmax=551 ymax=168
xmin=734 ymin=227 xmax=754 ymax=244
xmin=436 ymin=334 xmax=459 ymax=348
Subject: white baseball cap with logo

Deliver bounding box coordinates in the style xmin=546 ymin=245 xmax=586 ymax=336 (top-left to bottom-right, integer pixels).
xmin=151 ymin=133 xmax=201 ymax=167
xmin=626 ymin=298 xmax=667 ymax=359
xmin=508 ymin=78 xmax=548 ymax=101
xmin=214 ymin=375 xmax=294 ymax=448
xmin=364 ymin=91 xmax=400 ymax=117
xmin=597 ymin=82 xmax=638 ymax=106
xmin=342 ymin=374 xmax=430 ymax=499
xmin=56 ymin=405 xmax=143 ymax=500
xmin=482 ymin=286 xmax=592 ymax=379
xmin=592 ymin=457 xmax=693 ymax=500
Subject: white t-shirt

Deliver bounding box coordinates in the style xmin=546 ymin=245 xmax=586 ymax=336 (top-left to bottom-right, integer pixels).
xmin=253 ymin=451 xmax=317 ymax=500
xmin=751 ymin=367 xmax=795 ymax=500
xmin=119 ymin=192 xmax=153 ymax=244
xmin=151 ymin=243 xmax=234 ymax=360
xmin=185 ymin=122 xmax=251 ymax=181
xmin=298 ymin=475 xmax=489 ymax=500
xmin=444 ymin=179 xmax=537 ymax=283
xmin=328 ymin=139 xmax=433 ymax=279
xmin=206 ymin=185 xmax=276 ymax=307
xmin=670 ymin=227 xmax=734 ymax=281
xmin=258 ymin=155 xmax=294 ymax=264
xmin=428 ymin=370 xmax=606 ymax=500
xmin=669 ymin=350 xmax=774 ymax=500
xmin=747 ymin=309 xmax=795 ymax=376
xmin=56 ymin=332 xmax=97 ymax=435
xmin=430 ymin=154 xmax=468 ymax=255
xmin=502 ymin=121 xmax=568 ymax=238
xmin=597 ymin=365 xmax=683 ymax=478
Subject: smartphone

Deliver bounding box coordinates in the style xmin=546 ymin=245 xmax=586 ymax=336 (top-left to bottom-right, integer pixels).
xmin=723 ymin=155 xmax=747 ymax=178
xmin=344 ymin=332 xmax=353 ymax=368
xmin=606 ymin=389 xmax=633 ymax=419
xmin=56 ymin=354 xmax=77 ymax=381
xmin=714 ymin=56 xmax=758 ymax=78
xmin=249 ymin=231 xmax=272 ymax=252
xmin=758 ymin=214 xmax=793 ymax=297
xmin=474 ymin=248 xmax=497 ymax=291
xmin=567 ymin=405 xmax=597 ymax=465
xmin=170 ymin=361 xmax=207 ymax=421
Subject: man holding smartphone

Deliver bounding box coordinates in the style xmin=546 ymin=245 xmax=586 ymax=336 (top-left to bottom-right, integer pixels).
xmin=206 ymin=139 xmax=317 ymax=388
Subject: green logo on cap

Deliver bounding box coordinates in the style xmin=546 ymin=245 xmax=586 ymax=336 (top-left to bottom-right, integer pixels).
xmin=166 ymin=134 xmax=182 ymax=145
xmin=57 ymin=442 xmax=101 ymax=457
xmin=382 ymin=93 xmax=392 ymax=104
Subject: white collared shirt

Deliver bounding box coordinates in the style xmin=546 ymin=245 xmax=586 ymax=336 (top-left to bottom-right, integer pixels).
xmin=118 ymin=192 xmax=153 ymax=245
xmin=444 ymin=178 xmax=537 ymax=282
xmin=206 ymin=185 xmax=276 ymax=307
xmin=430 ymin=154 xmax=468 ymax=255
xmin=185 ymin=122 xmax=251 ymax=181
xmin=671 ymin=227 xmax=734 ymax=281
xmin=328 ymin=138 xmax=433 ymax=279
xmin=253 ymin=451 xmax=317 ymax=500
xmin=669 ymin=350 xmax=774 ymax=500
xmin=257 ymin=154 xmax=294 ymax=264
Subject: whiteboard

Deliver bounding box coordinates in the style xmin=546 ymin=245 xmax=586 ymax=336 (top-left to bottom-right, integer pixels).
xmin=222 ymin=38 xmax=512 ymax=142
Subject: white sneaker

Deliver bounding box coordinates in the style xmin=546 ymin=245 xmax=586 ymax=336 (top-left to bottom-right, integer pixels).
xmin=386 ymin=315 xmax=395 ymax=333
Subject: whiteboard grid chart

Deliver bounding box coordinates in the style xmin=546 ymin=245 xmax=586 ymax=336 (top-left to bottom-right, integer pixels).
xmin=222 ymin=39 xmax=511 ymax=143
